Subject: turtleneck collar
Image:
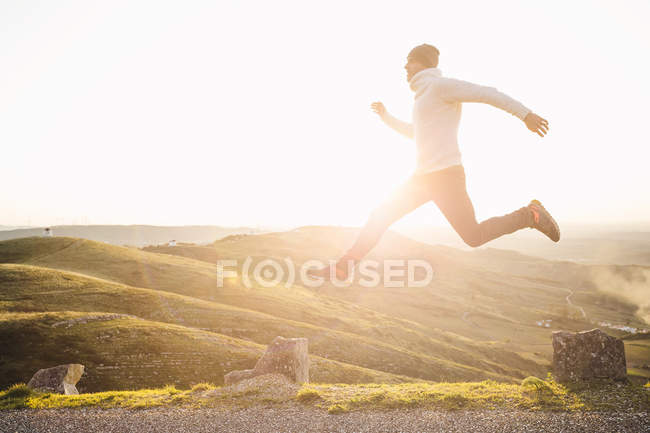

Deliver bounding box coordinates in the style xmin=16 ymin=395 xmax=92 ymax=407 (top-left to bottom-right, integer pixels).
xmin=409 ymin=67 xmax=442 ymax=94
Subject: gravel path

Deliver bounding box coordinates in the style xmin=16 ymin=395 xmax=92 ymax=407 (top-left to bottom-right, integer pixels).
xmin=2 ymin=404 xmax=648 ymax=433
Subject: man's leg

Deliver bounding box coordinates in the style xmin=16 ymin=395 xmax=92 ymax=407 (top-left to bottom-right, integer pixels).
xmin=334 ymin=174 xmax=432 ymax=274
xmin=427 ymin=165 xmax=534 ymax=248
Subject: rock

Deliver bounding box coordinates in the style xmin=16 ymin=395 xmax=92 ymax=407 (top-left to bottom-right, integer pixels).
xmin=254 ymin=336 xmax=309 ymax=382
xmin=552 ymin=329 xmax=626 ymax=382
xmin=224 ymin=336 xmax=308 ymax=385
xmin=27 ymin=364 xmax=85 ymax=394
xmin=204 ymin=373 xmax=300 ymax=402
xmin=224 ymin=369 xmax=256 ymax=385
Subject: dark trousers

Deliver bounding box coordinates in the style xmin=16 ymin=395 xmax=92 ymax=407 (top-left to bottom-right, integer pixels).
xmin=342 ymin=164 xmax=534 ymax=261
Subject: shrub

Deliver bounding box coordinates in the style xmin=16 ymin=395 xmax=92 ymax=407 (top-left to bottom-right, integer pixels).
xmin=0 ymin=383 xmax=36 ymax=409
xmin=521 ymin=376 xmax=552 ymax=394
xmin=440 ymin=393 xmax=468 ymax=409
xmin=327 ymin=403 xmax=348 ymax=414
xmin=1 ymin=383 xmax=33 ymax=400
xmin=296 ymin=388 xmax=320 ymax=402
xmin=162 ymin=384 xmax=180 ymax=395
xmin=190 ymin=382 xmax=216 ymax=393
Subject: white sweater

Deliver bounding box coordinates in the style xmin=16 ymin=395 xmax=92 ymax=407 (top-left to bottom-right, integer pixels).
xmin=380 ymin=67 xmax=531 ymax=175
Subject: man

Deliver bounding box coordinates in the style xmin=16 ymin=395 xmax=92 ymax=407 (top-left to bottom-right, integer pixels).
xmin=311 ymin=44 xmax=559 ymax=281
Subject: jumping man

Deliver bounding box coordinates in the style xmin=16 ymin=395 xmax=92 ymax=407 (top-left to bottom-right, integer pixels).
xmin=311 ymin=43 xmax=560 ymax=281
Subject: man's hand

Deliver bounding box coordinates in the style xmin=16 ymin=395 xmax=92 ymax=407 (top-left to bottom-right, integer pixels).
xmin=371 ymin=101 xmax=386 ymax=117
xmin=524 ymin=112 xmax=549 ymax=137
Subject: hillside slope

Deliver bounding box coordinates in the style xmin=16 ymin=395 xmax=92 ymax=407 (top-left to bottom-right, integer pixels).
xmin=0 ymin=264 xmax=535 ymax=382
xmin=206 ymin=227 xmax=648 ymax=378
xmin=0 ymin=237 xmax=545 ymax=381
xmin=2 ymin=230 xmax=646 ymax=387
xmin=0 ymin=311 xmax=424 ymax=392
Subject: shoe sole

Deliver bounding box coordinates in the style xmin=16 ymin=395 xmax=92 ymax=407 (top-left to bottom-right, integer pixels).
xmin=530 ymin=199 xmax=561 ymax=242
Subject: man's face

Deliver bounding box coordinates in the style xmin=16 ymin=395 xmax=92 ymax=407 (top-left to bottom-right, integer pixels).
xmin=404 ymin=57 xmax=428 ymax=82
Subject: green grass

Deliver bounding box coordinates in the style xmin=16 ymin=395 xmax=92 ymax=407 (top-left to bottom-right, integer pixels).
xmin=1 ymin=234 xmax=647 ymax=397
xmin=0 ymin=253 xmax=545 ymax=385
xmin=0 ymin=311 xmax=261 ymax=391
xmin=0 ymin=383 xmax=201 ymax=410
xmin=521 ymin=376 xmax=553 ymax=393
xmin=0 ymin=311 xmax=424 ymax=392
xmin=297 ymin=376 xmax=650 ymax=413
xmin=624 ymin=339 xmax=650 ymax=385
xmin=189 ymin=382 xmax=216 ymax=393
xmin=0 ymin=263 xmax=531 ymax=385
xmin=2 ymin=376 xmax=648 ymax=412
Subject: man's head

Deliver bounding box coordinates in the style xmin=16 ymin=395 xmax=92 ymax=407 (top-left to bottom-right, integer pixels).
xmin=405 ymin=44 xmax=440 ymax=82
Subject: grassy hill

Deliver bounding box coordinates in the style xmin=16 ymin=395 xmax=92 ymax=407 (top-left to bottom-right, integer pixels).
xmin=0 ymin=228 xmax=647 ymax=390
xmin=192 ymin=227 xmax=650 ymax=382
xmin=0 ymin=264 xmax=533 ymax=385
xmin=142 ymin=243 xmax=222 ymax=263
xmin=209 ymin=227 xmax=648 ymax=343
xmin=0 ymin=311 xmax=426 ymax=392
xmin=0 ymin=237 xmax=546 ymax=381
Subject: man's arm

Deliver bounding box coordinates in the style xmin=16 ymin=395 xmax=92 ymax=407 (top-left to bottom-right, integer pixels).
xmin=437 ymin=77 xmax=549 ymax=137
xmin=437 ymin=77 xmax=531 ymax=121
xmin=381 ymin=111 xmax=415 ymax=139
xmin=371 ymin=101 xmax=414 ymax=140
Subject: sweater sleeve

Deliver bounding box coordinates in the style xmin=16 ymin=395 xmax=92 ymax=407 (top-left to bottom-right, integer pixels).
xmin=437 ymin=77 xmax=531 ymax=121
xmin=380 ymin=111 xmax=414 ymax=140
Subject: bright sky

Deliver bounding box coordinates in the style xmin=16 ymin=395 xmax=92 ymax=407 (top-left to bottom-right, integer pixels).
xmin=2 ymin=0 xmax=649 ymax=229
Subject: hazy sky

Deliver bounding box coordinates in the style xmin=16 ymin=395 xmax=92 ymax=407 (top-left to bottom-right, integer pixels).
xmin=2 ymin=0 xmax=649 ymax=228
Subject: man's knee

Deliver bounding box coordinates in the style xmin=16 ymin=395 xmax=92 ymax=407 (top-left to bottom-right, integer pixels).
xmin=460 ymin=230 xmax=484 ymax=248
xmin=463 ymin=238 xmax=482 ymax=248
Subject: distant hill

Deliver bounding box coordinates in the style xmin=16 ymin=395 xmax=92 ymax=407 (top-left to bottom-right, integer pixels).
xmin=0 ymin=226 xmax=33 ymax=232
xmin=0 ymin=225 xmax=263 ymax=247
xmin=398 ymin=225 xmax=650 ymax=266
xmin=142 ymin=243 xmax=222 ymax=263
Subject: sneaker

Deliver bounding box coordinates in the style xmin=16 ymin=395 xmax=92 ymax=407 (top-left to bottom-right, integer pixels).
xmin=527 ymin=199 xmax=561 ymax=242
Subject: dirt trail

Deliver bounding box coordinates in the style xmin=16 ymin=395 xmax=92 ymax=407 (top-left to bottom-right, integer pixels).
xmin=562 ymin=288 xmax=587 ymax=320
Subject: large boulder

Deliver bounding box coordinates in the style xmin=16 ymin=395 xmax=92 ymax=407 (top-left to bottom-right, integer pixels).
xmin=224 ymin=336 xmax=308 ymax=385
xmin=552 ymin=329 xmax=626 ymax=382
xmin=27 ymin=364 xmax=85 ymax=394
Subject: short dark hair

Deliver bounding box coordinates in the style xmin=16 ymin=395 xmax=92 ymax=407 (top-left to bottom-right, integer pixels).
xmin=408 ymin=44 xmax=440 ymax=68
